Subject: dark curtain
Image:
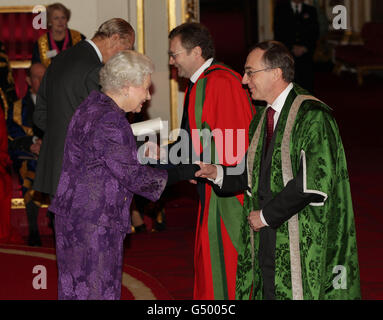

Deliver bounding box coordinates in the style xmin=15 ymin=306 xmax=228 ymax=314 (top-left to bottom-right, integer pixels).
xmin=200 ymin=0 xmax=258 ymax=74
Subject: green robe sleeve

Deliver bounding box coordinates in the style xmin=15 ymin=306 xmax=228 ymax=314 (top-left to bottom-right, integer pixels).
xmin=290 ymin=105 xmax=361 ymax=299
xmin=297 ymin=107 xmax=336 ymax=206
xmin=262 ymin=161 xmax=325 ymax=229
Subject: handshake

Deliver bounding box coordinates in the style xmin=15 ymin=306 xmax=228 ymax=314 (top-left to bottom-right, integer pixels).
xmin=144 ymin=141 xmax=266 ymax=233
xmin=143 ymin=140 xmax=218 ymax=180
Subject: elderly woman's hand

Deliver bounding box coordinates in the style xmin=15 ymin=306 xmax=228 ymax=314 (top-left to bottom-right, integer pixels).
xmin=144 ymin=141 xmax=166 ymax=160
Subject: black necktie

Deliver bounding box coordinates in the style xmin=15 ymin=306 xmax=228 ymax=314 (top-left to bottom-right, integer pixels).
xmin=180 ymin=80 xmax=194 ymax=131
xmin=178 ymin=80 xmax=194 ymax=163
xmin=266 ymin=107 xmax=276 ymax=152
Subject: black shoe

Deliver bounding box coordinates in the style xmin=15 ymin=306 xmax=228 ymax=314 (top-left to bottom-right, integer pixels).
xmin=133 ymin=224 xmax=147 ymax=233
xmin=47 ymin=211 xmax=55 ymax=232
xmin=28 ymin=233 xmax=42 ymax=247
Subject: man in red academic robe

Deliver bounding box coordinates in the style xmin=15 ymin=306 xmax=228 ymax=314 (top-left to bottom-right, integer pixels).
xmin=167 ymin=23 xmax=255 ymax=299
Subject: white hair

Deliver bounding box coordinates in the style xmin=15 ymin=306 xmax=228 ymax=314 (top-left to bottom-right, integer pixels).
xmin=99 ymin=50 xmax=154 ymax=93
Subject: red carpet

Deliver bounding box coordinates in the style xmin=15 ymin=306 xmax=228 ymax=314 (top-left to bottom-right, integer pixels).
xmin=2 ymin=70 xmax=383 ymax=300
xmin=315 ymin=69 xmax=383 ymax=300
xmin=3 ymin=182 xmax=198 ymax=300
xmin=0 ymin=243 xmax=173 ymax=300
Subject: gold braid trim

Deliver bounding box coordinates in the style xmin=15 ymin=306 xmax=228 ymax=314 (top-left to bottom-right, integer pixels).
xmin=12 ymin=99 xmax=22 ymax=126
xmin=70 ymin=29 xmax=82 ymax=45
xmin=24 ymin=170 xmax=35 ymax=181
xmin=24 ymin=189 xmax=34 ymax=205
xmin=7 ymin=68 xmax=14 ymax=85
xmin=37 ymin=34 xmax=51 ymax=68
xmin=7 ymin=60 xmax=14 ymax=85
xmin=23 ymin=177 xmax=32 ymax=189
xmin=37 ymin=30 xmax=81 ymax=68
xmin=23 ymin=126 xmax=33 ymax=137
xmin=19 ymin=160 xmax=28 ymax=180
xmin=0 ymin=88 xmax=9 ymax=120
xmin=12 ymin=99 xmax=33 ymax=136
xmin=0 ymin=52 xmax=9 ymax=60
xmin=19 ymin=161 xmax=39 ymax=206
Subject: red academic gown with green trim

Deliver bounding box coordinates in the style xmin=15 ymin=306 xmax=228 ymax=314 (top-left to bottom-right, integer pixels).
xmin=186 ymin=62 xmax=255 ymax=299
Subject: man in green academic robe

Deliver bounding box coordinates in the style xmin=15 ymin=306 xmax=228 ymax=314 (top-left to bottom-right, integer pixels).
xmin=196 ymin=40 xmax=361 ymax=300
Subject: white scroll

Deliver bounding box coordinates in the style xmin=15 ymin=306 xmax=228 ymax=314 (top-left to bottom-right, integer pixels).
xmin=130 ymin=117 xmax=164 ymax=136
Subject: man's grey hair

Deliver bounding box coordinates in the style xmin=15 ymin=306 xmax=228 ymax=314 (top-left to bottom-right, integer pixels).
xmin=93 ymin=18 xmax=135 ymax=44
xmin=251 ymin=40 xmax=295 ymax=83
xmin=99 ymin=50 xmax=154 ymax=93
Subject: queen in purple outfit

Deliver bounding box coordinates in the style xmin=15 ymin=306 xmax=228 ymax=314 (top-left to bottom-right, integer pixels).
xmin=49 ymin=51 xmax=198 ymax=300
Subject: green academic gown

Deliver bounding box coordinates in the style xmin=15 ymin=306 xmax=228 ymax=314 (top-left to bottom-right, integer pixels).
xmin=236 ymin=84 xmax=361 ymax=300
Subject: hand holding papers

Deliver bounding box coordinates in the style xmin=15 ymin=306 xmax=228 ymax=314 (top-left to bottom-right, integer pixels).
xmin=130 ymin=117 xmax=163 ymax=136
xmin=132 ymin=118 xmax=167 ymax=162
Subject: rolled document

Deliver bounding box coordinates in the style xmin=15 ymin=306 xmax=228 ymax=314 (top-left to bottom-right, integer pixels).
xmin=130 ymin=117 xmax=164 ymax=136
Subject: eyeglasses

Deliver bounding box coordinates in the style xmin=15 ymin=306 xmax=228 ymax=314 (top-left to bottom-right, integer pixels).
xmin=168 ymin=49 xmax=186 ymax=59
xmin=244 ymin=67 xmax=276 ymax=78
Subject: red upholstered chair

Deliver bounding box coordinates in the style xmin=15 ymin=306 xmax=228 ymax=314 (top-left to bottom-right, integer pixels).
xmin=0 ymin=7 xmax=46 ymax=210
xmin=335 ymin=22 xmax=383 ymax=85
xmin=0 ymin=6 xmax=46 ymax=99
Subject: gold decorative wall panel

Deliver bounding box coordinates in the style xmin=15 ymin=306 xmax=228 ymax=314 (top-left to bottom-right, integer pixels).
xmin=137 ymin=0 xmax=145 ymax=54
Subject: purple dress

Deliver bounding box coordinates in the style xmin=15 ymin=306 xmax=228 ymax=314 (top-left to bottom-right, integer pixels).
xmin=49 ymin=91 xmax=167 ymax=299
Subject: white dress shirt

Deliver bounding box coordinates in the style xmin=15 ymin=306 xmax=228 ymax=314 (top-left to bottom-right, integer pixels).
xmin=268 ymin=82 xmax=294 ymax=130
xmin=30 ymin=92 xmax=39 ymax=144
xmin=85 ymin=39 xmax=103 ymax=63
xmin=31 ymin=93 xmax=37 ymax=106
xmin=211 ymin=83 xmax=294 ymax=226
xmin=291 ymin=1 xmax=302 ymax=14
xmin=190 ymin=57 xmax=214 ymax=84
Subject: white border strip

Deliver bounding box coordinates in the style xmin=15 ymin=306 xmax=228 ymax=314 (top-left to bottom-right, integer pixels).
xmin=300 ymin=150 xmax=328 ymax=206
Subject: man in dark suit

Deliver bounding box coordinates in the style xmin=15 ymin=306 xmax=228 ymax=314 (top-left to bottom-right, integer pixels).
xmin=33 ymin=18 xmax=135 ymax=202
xmin=7 ymin=63 xmax=46 ymax=246
xmin=195 ymin=41 xmax=360 ymax=300
xmin=274 ymin=0 xmax=319 ymax=92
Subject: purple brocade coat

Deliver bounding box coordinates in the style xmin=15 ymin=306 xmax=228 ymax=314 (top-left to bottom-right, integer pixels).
xmin=49 ymin=91 xmax=167 ymax=299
